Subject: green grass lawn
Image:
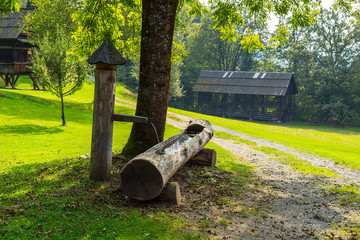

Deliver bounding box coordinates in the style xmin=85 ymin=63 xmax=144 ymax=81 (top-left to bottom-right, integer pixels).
xmin=0 ymin=80 xmax=196 ymax=239
xmin=169 ymin=108 xmax=360 ymax=171
xmin=0 ymin=77 xmax=254 ymax=239
xmin=0 ymin=79 xmax=135 ymax=173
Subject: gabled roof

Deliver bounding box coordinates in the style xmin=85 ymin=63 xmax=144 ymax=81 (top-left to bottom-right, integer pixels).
xmin=193 ymin=70 xmax=298 ymax=96
xmin=0 ymin=8 xmax=34 ymax=39
xmin=87 ymin=38 xmax=127 ymax=65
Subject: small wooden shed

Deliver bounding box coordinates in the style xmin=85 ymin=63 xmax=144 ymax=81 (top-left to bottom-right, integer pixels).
xmin=193 ymin=70 xmax=298 ymax=122
xmin=0 ymin=8 xmax=38 ymax=89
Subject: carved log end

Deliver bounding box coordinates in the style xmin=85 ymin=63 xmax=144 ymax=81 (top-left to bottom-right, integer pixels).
xmin=120 ymin=159 xmax=163 ymax=201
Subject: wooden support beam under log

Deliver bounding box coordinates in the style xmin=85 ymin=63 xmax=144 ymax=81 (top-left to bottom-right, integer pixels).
xmin=187 ymin=148 xmax=216 ymax=167
xmin=120 ymin=119 xmax=214 ymax=201
xmin=155 ymin=182 xmax=181 ymax=205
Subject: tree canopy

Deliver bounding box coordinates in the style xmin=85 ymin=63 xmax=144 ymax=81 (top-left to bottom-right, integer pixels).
xmin=284 ymin=8 xmax=360 ymax=125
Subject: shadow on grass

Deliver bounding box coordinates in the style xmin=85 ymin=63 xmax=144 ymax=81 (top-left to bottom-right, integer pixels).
xmin=0 ymin=124 xmax=64 ymax=135
xmin=0 ymin=157 xmax=203 ymax=239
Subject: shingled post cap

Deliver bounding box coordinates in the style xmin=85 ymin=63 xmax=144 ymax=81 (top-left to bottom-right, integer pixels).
xmin=87 ymin=38 xmax=127 ymax=65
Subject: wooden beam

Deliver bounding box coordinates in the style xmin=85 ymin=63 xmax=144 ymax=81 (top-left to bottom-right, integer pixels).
xmin=88 ymin=39 xmax=127 ymax=182
xmin=111 ymin=113 xmax=148 ymax=124
xmin=89 ymin=63 xmax=117 ymax=181
xmin=4 ymin=75 xmax=10 ymax=87
xmin=13 ymin=75 xmax=20 ymax=88
xmin=155 ymin=182 xmax=181 ymax=205
xmin=29 ymin=73 xmax=39 ymax=90
xmin=187 ymin=148 xmax=216 ymax=167
xmin=9 ymin=74 xmax=17 ymax=89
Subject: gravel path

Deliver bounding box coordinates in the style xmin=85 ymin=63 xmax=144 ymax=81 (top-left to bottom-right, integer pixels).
xmin=168 ymin=112 xmax=360 ymax=187
xmin=166 ymin=111 xmax=360 ymax=239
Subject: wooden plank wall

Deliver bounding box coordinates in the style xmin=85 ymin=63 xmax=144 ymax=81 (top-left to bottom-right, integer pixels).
xmin=197 ymin=92 xmax=283 ymax=122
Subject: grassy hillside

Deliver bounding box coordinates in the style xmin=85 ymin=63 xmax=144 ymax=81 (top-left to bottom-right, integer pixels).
xmin=0 ymin=79 xmax=134 ymax=173
xmin=170 ymin=108 xmax=360 ymax=171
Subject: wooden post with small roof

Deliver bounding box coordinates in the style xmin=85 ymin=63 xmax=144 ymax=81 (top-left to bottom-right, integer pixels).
xmin=87 ymin=39 xmax=126 ymax=181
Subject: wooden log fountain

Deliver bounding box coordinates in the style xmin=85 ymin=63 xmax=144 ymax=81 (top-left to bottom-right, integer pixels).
xmin=120 ymin=119 xmax=213 ymax=201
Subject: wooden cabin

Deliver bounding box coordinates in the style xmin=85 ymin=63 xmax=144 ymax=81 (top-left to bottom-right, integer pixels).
xmin=0 ymin=8 xmax=38 ymax=89
xmin=193 ymin=70 xmax=298 ymax=122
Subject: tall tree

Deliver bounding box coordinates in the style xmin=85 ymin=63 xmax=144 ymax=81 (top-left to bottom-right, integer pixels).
xmin=284 ymin=8 xmax=360 ymax=125
xmin=122 ymin=0 xmax=179 ymax=154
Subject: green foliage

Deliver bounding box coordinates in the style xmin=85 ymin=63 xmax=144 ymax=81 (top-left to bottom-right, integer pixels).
xmin=0 ymin=0 xmax=19 ymax=13
xmin=25 ymin=0 xmax=79 ymax=41
xmin=30 ymin=26 xmax=88 ymax=126
xmin=268 ymin=25 xmax=290 ymax=50
xmin=240 ymin=29 xmax=266 ymax=52
xmin=208 ymin=0 xmax=321 ymax=46
xmin=283 ymin=8 xmax=360 ymax=125
xmin=72 ymin=0 xmax=142 ymax=60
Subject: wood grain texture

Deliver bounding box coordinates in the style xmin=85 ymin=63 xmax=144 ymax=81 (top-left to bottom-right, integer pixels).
xmin=89 ymin=63 xmax=117 ymax=181
xmin=187 ymin=148 xmax=217 ymax=167
xmin=120 ymin=119 xmax=213 ymax=201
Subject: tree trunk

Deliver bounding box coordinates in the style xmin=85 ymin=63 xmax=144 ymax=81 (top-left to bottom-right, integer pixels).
xmin=60 ymin=94 xmax=66 ymax=126
xmin=29 ymin=73 xmax=39 ymax=90
xmin=122 ymin=0 xmax=179 ymax=157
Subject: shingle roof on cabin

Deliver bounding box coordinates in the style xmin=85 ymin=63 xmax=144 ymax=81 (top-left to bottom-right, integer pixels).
xmin=193 ymin=70 xmax=298 ymax=96
xmin=0 ymin=9 xmax=33 ymax=39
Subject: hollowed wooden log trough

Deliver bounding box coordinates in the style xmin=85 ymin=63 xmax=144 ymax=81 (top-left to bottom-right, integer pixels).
xmin=120 ymin=119 xmax=213 ymax=201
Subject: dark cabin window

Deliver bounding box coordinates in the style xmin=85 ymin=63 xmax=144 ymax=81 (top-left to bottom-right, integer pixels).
xmin=0 ymin=49 xmax=14 ymax=62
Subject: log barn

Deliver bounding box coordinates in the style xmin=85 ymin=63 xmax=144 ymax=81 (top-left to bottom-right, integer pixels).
xmin=193 ymin=70 xmax=298 ymax=122
xmin=0 ymin=8 xmax=38 ymax=89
